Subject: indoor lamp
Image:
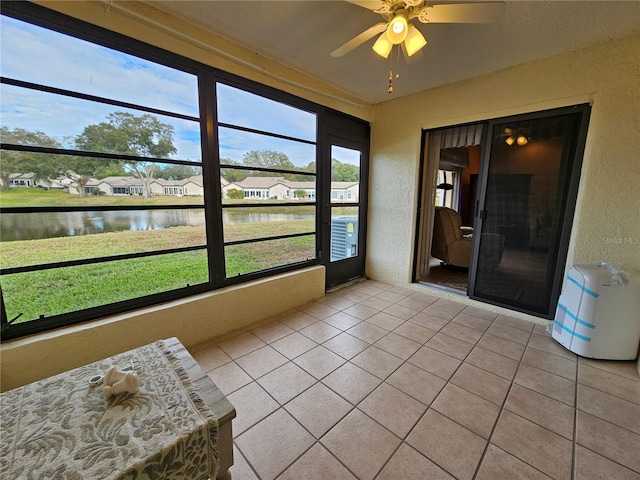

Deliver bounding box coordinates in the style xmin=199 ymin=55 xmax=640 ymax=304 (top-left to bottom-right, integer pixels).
xmin=505 ymin=134 xmax=529 ymax=146
xmin=504 ymin=128 xmax=529 ymax=146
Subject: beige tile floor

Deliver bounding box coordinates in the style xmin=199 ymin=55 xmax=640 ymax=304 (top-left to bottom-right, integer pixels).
xmin=190 ymin=280 xmax=640 ymax=480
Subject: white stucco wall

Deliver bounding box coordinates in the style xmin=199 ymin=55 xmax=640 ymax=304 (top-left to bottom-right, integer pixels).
xmin=367 ymin=33 xmax=640 ymax=287
xmin=269 ymin=183 xmax=290 ymax=200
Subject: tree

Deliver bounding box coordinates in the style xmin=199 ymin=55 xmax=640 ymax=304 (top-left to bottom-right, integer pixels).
xmin=331 ymin=158 xmax=359 ymax=182
xmin=303 ymin=161 xmax=316 ymax=174
xmin=242 ymin=150 xmax=295 ymax=176
xmin=226 ymin=188 xmax=244 ymax=199
xmin=76 ymin=112 xmax=177 ymax=198
xmin=282 ymin=160 xmax=316 ymax=182
xmin=0 ymin=127 xmax=61 ymax=190
xmin=220 ymin=158 xmax=247 ymax=183
xmin=160 ymin=164 xmax=199 ymax=180
xmin=61 ymin=156 xmax=125 ymax=197
xmin=293 ymin=189 xmax=307 ymax=199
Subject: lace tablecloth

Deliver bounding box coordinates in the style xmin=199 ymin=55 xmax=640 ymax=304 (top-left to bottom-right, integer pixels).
xmin=0 ymin=339 xmax=219 ymax=479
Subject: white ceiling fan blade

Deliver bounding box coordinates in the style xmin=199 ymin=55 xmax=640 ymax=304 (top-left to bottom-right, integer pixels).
xmin=331 ymin=22 xmax=387 ymax=57
xmin=345 ymin=0 xmax=383 ymax=11
xmin=421 ymin=2 xmax=506 ymax=24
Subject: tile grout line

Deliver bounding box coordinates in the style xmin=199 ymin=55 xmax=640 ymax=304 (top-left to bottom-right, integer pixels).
xmin=470 ymin=320 xmax=536 ymax=479
xmin=573 ymin=357 xmax=640 ymax=461
xmin=231 ymin=441 xmax=264 ymax=480
xmin=571 ymin=359 xmax=580 ymax=480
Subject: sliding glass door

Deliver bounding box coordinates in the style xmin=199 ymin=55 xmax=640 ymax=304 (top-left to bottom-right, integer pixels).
xmin=468 ymin=105 xmax=591 ymax=317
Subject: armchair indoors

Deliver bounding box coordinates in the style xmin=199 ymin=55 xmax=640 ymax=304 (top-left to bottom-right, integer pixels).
xmin=431 ymin=206 xmax=473 ymax=268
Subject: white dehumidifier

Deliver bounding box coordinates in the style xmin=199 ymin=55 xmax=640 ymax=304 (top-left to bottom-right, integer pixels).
xmin=552 ymin=264 xmax=640 ymax=360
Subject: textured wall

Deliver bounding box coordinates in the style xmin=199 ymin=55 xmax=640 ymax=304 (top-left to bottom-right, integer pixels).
xmin=368 ymin=33 xmax=640 ymax=286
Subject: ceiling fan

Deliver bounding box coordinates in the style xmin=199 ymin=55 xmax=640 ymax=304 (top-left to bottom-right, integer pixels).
xmin=331 ymin=1 xmax=506 ymax=59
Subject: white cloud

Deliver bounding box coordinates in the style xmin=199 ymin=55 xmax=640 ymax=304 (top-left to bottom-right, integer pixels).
xmin=219 ymin=127 xmax=316 ymax=169
xmin=0 ymin=15 xmax=318 ymax=166
xmin=1 ymin=16 xmax=199 ymax=117
xmin=217 ymin=83 xmax=316 ymax=141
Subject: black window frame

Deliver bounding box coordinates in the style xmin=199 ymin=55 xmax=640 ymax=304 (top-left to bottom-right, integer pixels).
xmin=214 ymin=78 xmax=319 ymax=281
xmin=0 ymin=2 xmax=369 ymax=340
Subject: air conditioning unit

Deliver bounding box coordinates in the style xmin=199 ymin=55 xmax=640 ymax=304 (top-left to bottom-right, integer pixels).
xmin=330 ymin=217 xmax=358 ymax=261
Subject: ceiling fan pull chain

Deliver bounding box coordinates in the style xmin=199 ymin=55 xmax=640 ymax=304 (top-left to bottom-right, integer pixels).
xmin=388 ymin=64 xmax=394 ymax=93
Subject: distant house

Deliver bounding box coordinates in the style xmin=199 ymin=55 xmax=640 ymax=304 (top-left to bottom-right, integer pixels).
xmin=330 ymin=182 xmax=359 ymax=202
xmin=7 ymin=173 xmax=35 ymax=188
xmin=181 ymin=176 xmax=204 ymax=196
xmin=237 ymin=176 xmax=291 ymax=200
xmin=218 ymin=176 xmax=359 ymax=202
xmin=287 ymin=181 xmax=316 ymax=200
xmin=4 ymin=173 xmax=357 ymax=201
xmin=80 ymin=176 xmax=203 ymax=197
xmin=149 ymin=176 xmax=204 ymax=196
xmin=224 ymin=176 xmax=304 ymax=200
xmin=221 ymin=179 xmax=244 ymax=198
xmin=85 ymin=176 xmax=145 ymax=196
xmin=2 ymin=172 xmax=77 ymax=191
xmin=45 ymin=175 xmax=78 ymax=192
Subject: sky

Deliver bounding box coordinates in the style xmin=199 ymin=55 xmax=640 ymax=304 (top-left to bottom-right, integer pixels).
xmin=0 ymin=15 xmax=361 ymax=169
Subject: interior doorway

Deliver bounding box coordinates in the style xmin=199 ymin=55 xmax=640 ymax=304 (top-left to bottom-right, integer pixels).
xmin=415 ymin=124 xmax=484 ymax=294
xmin=414 ymin=105 xmax=591 ymax=319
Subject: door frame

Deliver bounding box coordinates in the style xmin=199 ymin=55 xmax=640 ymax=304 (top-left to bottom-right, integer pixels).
xmin=414 ymin=104 xmax=590 ymax=318
xmin=321 ymin=134 xmax=369 ymax=289
xmin=467 ymin=104 xmax=591 ymax=318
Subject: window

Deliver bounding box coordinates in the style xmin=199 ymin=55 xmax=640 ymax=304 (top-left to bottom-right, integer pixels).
xmin=435 ymin=170 xmax=456 ymax=209
xmin=0 ymin=9 xmax=207 ymax=337
xmin=217 ymin=83 xmax=317 ymax=277
xmin=0 ymin=3 xmax=368 ymax=339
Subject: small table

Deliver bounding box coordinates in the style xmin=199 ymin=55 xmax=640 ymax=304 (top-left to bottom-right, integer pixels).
xmin=0 ymin=337 xmax=235 ymax=480
xmin=163 ymin=337 xmax=236 ymax=480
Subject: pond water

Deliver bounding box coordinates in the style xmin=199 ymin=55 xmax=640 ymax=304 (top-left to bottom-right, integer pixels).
xmin=0 ymin=210 xmax=314 ymax=241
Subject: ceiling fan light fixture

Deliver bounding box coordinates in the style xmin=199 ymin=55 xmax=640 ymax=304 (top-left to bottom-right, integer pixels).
xmin=404 ymin=24 xmax=427 ymax=56
xmin=386 ymin=13 xmax=408 ymax=44
xmin=505 ymin=136 xmax=516 ymax=146
xmin=516 ymin=135 xmax=529 ymax=146
xmin=372 ymin=32 xmax=393 ymax=58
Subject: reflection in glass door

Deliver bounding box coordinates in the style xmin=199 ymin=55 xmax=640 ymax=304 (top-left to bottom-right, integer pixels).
xmin=469 ymin=105 xmax=590 ymax=317
xmin=324 ymin=140 xmax=367 ymax=288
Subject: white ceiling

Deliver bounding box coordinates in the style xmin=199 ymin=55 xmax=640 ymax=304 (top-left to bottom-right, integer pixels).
xmin=148 ymin=1 xmax=640 ymax=104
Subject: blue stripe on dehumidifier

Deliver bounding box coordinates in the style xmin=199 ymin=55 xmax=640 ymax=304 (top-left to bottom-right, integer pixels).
xmin=567 ymin=275 xmax=599 ymax=298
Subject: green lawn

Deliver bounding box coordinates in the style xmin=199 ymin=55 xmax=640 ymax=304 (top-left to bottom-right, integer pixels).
xmin=3 ymin=251 xmax=211 ymax=322
xmin=0 ymin=187 xmax=205 ymax=207
xmin=1 ymin=220 xmax=315 ymax=324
